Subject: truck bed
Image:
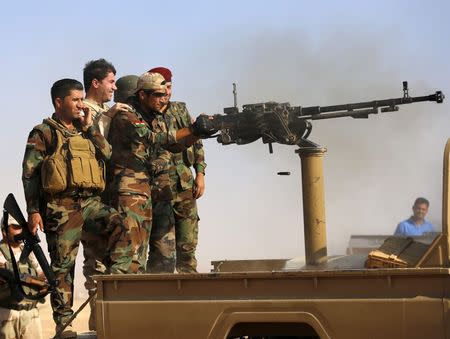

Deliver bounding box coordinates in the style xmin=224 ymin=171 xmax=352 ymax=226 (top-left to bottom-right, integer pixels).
xmin=95 ymin=262 xmax=450 ymax=339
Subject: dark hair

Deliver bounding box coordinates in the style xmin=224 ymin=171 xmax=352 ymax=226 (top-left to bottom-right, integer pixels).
xmin=414 ymin=197 xmax=429 ymax=207
xmin=50 ymin=79 xmax=83 ymax=107
xmin=83 ymin=58 xmax=116 ymax=92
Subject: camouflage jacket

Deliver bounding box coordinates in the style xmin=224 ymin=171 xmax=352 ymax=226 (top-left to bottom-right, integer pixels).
xmin=22 ymin=114 xmax=111 ymax=214
xmin=83 ymin=98 xmax=111 ymax=137
xmin=107 ymin=98 xmax=176 ymax=197
xmin=165 ymin=101 xmax=206 ymax=191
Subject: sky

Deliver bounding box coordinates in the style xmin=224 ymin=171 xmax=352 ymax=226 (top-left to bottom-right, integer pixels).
xmin=1 ymin=1 xmax=449 ymax=292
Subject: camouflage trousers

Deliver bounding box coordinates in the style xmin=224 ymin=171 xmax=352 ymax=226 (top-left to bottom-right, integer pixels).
xmin=110 ymin=193 xmax=152 ymax=274
xmin=148 ymin=188 xmax=199 ymax=273
xmin=44 ymin=195 xmax=131 ymax=326
xmin=146 ymin=200 xmax=176 ymax=273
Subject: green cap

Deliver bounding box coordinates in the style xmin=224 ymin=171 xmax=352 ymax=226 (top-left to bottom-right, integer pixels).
xmin=114 ymin=75 xmax=139 ymax=103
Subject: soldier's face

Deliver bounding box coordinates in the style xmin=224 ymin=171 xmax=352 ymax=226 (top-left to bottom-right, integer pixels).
xmin=92 ymin=72 xmax=117 ymax=103
xmin=141 ymin=90 xmax=168 ymax=113
xmin=4 ymin=224 xmax=22 ymax=246
xmin=56 ymin=90 xmax=85 ymax=120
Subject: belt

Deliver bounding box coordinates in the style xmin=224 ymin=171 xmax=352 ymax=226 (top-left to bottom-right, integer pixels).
xmin=47 ymin=191 xmax=96 ymax=204
xmin=0 ymin=302 xmax=37 ymax=311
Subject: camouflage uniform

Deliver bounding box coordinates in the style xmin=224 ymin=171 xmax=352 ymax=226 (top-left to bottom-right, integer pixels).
xmin=81 ymin=98 xmax=114 ymax=330
xmin=22 ymin=115 xmax=131 ymax=326
xmin=108 ymin=97 xmax=177 ymax=273
xmin=149 ymin=102 xmax=206 ymax=273
xmin=146 ymin=115 xmax=177 ymax=273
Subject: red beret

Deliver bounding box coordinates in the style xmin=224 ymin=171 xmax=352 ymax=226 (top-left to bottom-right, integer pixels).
xmin=148 ymin=67 xmax=172 ymax=83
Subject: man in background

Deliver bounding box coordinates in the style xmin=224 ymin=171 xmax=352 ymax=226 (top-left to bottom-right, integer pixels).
xmin=395 ymin=197 xmax=435 ymax=236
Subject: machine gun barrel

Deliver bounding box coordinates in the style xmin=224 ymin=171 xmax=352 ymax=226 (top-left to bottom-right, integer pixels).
xmin=297 ymin=91 xmax=444 ymax=120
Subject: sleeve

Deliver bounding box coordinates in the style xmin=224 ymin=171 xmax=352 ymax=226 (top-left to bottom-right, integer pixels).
xmin=394 ymin=223 xmax=404 ymax=236
xmin=84 ymin=124 xmax=112 ymax=160
xmin=116 ymin=112 xmax=178 ymax=146
xmin=183 ymin=105 xmax=207 ymax=175
xmin=149 ymin=126 xmax=177 ymax=145
xmin=193 ymin=141 xmax=206 ymax=175
xmin=152 ymin=148 xmax=172 ymax=175
xmin=22 ymin=129 xmax=47 ymax=214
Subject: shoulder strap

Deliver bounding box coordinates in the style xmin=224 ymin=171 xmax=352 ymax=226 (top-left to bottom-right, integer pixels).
xmin=40 ymin=119 xmax=69 ymax=156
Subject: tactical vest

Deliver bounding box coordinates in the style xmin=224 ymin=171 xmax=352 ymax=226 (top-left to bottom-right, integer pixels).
xmin=0 ymin=243 xmax=37 ymax=308
xmin=39 ymin=119 xmax=105 ymax=194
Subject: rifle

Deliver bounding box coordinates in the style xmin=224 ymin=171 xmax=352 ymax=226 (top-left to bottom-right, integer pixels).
xmin=2 ymin=193 xmax=59 ymax=300
xmin=213 ymin=81 xmax=444 ymax=152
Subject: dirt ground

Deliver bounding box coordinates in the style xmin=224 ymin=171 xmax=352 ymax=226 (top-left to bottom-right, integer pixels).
xmin=38 ymin=296 xmax=91 ymax=338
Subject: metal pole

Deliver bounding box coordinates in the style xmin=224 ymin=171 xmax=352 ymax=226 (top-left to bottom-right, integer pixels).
xmin=296 ymin=146 xmax=328 ymax=265
xmin=442 ymin=138 xmax=450 ymax=266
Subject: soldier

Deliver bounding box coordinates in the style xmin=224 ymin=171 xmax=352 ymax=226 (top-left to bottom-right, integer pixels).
xmin=83 ymin=58 xmax=131 ymax=137
xmin=82 ymin=58 xmax=132 ymax=331
xmin=22 ymin=78 xmax=132 ymax=338
xmin=146 ymin=67 xmax=205 ymax=273
xmin=107 ymin=72 xmax=209 ymax=274
xmin=0 ymin=215 xmax=44 ymax=339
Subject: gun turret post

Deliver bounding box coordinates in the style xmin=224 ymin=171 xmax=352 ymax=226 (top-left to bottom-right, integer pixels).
xmin=296 ymin=145 xmax=328 ymax=265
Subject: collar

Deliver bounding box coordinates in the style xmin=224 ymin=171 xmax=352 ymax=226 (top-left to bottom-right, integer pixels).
xmin=83 ymin=98 xmax=109 ymax=116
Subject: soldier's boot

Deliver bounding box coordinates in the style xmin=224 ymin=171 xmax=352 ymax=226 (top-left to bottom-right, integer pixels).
xmin=55 ymin=324 xmax=77 ymax=339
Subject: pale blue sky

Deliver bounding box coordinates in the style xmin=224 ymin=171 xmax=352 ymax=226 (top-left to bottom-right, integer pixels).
xmin=1 ymin=1 xmax=449 ymax=277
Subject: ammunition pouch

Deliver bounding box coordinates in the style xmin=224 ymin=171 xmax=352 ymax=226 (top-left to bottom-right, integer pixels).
xmin=67 ymin=135 xmax=105 ymax=191
xmin=41 ymin=130 xmax=67 ymax=194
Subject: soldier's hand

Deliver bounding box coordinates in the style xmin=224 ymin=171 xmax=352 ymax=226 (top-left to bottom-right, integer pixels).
xmin=192 ymin=114 xmax=219 ymax=137
xmin=105 ymin=103 xmax=132 ymax=118
xmin=79 ymin=106 xmax=93 ymax=128
xmin=193 ymin=173 xmax=205 ymax=199
xmin=28 ymin=212 xmax=44 ymax=235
